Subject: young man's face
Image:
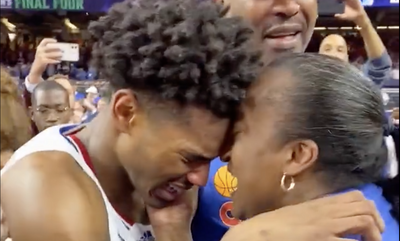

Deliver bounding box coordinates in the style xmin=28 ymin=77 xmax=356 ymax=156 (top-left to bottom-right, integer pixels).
xmin=31 ymin=89 xmax=72 ymax=132
xmin=223 ymin=0 xmax=318 ymax=64
xmin=110 ymin=91 xmax=230 ymax=208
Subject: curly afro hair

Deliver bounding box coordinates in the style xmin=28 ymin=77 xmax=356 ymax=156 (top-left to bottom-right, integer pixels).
xmin=88 ymin=0 xmax=262 ymax=118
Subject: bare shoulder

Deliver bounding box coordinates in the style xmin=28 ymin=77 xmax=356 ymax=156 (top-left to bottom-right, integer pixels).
xmin=1 ymin=151 xmax=109 ymax=241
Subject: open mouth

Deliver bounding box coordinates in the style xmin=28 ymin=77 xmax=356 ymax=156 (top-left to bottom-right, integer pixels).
xmin=150 ymin=182 xmax=191 ymax=202
xmin=262 ymin=31 xmax=301 ymax=50
xmin=263 ymin=31 xmax=301 ymax=39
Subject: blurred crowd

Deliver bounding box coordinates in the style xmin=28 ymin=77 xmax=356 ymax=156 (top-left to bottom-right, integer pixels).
xmin=309 ymin=32 xmax=399 ymax=79
xmin=2 ymin=32 xmax=399 ymax=81
xmin=0 ymin=41 xmax=98 ymax=81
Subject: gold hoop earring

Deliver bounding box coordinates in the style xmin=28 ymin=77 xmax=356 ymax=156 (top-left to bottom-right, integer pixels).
xmin=129 ymin=115 xmax=135 ymax=125
xmin=280 ymin=173 xmax=295 ymax=192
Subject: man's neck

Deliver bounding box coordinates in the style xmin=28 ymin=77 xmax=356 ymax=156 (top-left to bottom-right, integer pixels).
xmin=75 ymin=114 xmax=146 ymax=222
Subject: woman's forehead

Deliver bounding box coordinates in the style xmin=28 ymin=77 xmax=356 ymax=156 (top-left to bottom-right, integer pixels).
xmin=246 ymin=68 xmax=293 ymax=105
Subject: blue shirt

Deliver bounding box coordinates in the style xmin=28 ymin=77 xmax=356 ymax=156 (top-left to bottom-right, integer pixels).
xmin=344 ymin=184 xmax=399 ymax=241
xmin=362 ymin=51 xmax=392 ymax=88
xmin=192 ymin=158 xmax=239 ymax=241
xmin=193 ymin=160 xmax=399 ymax=241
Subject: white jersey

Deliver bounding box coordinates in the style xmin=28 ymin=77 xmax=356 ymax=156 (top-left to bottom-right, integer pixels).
xmin=1 ymin=125 xmax=154 ymax=241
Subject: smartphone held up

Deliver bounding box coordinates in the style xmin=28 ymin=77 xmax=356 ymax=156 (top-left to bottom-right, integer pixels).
xmin=47 ymin=42 xmax=80 ymax=62
xmin=318 ymin=0 xmax=345 ymax=16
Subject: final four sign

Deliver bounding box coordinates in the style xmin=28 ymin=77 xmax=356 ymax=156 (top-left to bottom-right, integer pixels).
xmin=14 ymin=0 xmax=84 ymax=10
xmin=0 ymin=0 xmax=108 ymax=12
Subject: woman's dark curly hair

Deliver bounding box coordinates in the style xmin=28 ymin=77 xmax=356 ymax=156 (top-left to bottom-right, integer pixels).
xmin=88 ymin=0 xmax=261 ymax=118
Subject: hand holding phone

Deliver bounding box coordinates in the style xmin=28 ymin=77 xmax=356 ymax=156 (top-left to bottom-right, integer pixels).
xmin=332 ymin=0 xmax=369 ymax=26
xmin=47 ymin=43 xmax=80 ymax=62
xmin=318 ymin=0 xmax=345 ymax=16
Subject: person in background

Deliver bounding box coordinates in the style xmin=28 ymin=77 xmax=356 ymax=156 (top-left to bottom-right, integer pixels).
xmin=1 ymin=67 xmax=32 ymax=241
xmin=81 ymin=86 xmax=110 ymax=123
xmin=23 ymin=38 xmax=63 ymax=134
xmin=46 ymin=74 xmax=75 ymax=109
xmin=30 ymin=81 xmax=72 ymax=133
xmin=85 ymin=85 xmax=98 ymax=104
xmin=318 ymin=0 xmax=396 ymax=183
xmin=71 ymin=101 xmax=85 ymax=124
xmin=392 ymin=108 xmax=399 ymax=126
xmin=0 ymin=67 xmax=32 ymax=169
xmin=96 ymin=86 xmax=111 ymax=113
xmin=96 ymin=97 xmax=108 ymax=113
xmin=224 ymin=53 xmax=399 ymax=241
xmin=318 ymin=0 xmax=392 ymax=87
xmin=80 ymin=86 xmax=98 ymax=123
xmin=23 ymin=39 xmax=62 ymax=107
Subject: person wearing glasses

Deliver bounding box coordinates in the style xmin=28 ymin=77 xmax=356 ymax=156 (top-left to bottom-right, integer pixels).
xmin=30 ymin=81 xmax=72 ymax=133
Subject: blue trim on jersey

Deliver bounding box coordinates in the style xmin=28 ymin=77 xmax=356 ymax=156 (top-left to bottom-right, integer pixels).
xmin=58 ymin=125 xmax=80 ymax=152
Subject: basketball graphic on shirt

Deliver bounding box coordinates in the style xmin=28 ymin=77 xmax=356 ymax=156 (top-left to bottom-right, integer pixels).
xmin=214 ymin=165 xmax=237 ymax=198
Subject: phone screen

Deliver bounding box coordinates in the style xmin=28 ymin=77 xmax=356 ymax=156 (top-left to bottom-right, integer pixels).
xmin=318 ymin=0 xmax=345 ymax=16
xmin=47 ymin=43 xmax=80 ymax=62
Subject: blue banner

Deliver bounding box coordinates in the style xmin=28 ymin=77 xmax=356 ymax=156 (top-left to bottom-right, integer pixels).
xmin=0 ymin=0 xmax=110 ymax=12
xmin=362 ymin=0 xmax=399 ymax=7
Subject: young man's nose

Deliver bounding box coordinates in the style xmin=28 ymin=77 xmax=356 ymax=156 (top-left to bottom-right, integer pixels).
xmin=187 ymin=163 xmax=210 ymax=186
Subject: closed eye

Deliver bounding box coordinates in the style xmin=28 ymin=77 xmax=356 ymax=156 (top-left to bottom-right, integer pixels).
xmin=182 ymin=152 xmax=213 ymax=163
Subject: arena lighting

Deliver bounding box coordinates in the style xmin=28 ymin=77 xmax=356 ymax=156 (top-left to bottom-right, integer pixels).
xmin=63 ymin=18 xmax=78 ymax=30
xmin=0 ymin=18 xmax=16 ymax=32
xmin=314 ymin=26 xmax=399 ymax=31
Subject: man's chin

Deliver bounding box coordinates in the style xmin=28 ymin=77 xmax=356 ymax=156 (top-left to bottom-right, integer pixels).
xmin=262 ymin=46 xmax=303 ymax=65
xmin=144 ymin=195 xmax=172 ymax=209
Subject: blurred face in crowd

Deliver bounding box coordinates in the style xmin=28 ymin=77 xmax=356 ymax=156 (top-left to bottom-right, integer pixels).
xmin=223 ymin=0 xmax=318 ymax=64
xmin=392 ymin=108 xmax=399 ymax=125
xmin=319 ymin=34 xmax=349 ymax=62
xmin=31 ymin=89 xmax=72 ymax=132
xmin=72 ymin=101 xmax=85 ymax=124
xmin=97 ymin=98 xmax=108 ymax=112
xmin=86 ymin=92 xmax=98 ymax=104
xmin=392 ymin=108 xmax=399 ymax=120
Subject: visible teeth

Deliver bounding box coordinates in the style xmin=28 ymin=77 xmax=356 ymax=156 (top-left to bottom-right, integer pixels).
xmin=167 ymin=184 xmax=177 ymax=193
xmin=266 ymin=33 xmax=297 ymax=38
